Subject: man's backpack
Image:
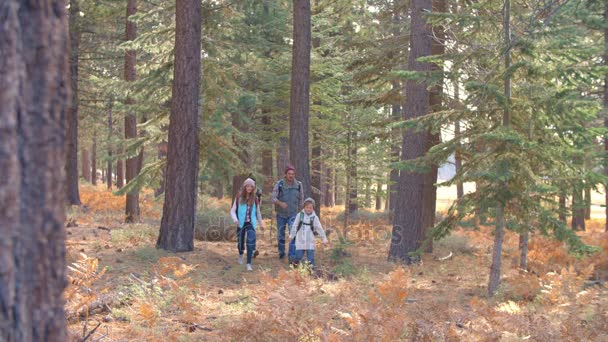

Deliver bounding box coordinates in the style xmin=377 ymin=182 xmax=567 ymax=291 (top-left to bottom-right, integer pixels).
xmin=277 ymin=179 xmax=301 ymax=198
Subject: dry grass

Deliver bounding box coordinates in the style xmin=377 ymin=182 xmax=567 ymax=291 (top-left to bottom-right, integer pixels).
xmin=65 ymin=184 xmax=608 ymax=341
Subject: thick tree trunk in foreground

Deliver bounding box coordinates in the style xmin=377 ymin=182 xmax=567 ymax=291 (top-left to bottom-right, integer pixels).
xmin=0 ymin=1 xmax=70 ymax=339
xmin=157 ymin=0 xmax=202 ymax=252
xmin=388 ymin=0 xmax=433 ymax=264
xmin=289 ymin=0 xmax=313 ymax=199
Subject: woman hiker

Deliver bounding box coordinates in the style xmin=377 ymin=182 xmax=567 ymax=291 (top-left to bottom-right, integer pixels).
xmin=230 ymin=178 xmax=264 ymax=271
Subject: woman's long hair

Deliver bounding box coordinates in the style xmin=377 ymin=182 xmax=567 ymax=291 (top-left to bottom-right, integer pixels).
xmin=239 ymin=186 xmax=255 ymax=207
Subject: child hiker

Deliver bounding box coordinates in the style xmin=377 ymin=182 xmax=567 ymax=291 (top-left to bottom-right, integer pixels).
xmin=230 ymin=178 xmax=264 ymax=271
xmin=289 ymin=197 xmax=328 ymax=268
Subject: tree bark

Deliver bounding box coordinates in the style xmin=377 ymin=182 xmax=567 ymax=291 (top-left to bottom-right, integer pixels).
xmin=376 ymin=179 xmax=383 ymax=210
xmin=117 ymin=159 xmax=124 ymax=188
xmin=572 ymin=187 xmax=586 ymax=231
xmin=559 ymin=189 xmax=566 ymax=222
xmin=277 ymin=136 xmax=289 ymax=177
xmin=91 ymin=134 xmax=97 ymax=186
xmin=124 ymin=0 xmax=139 ymax=222
xmin=289 ymin=0 xmax=312 ymax=199
xmin=488 ymin=204 xmax=506 ymax=296
xmin=519 ymin=231 xmax=529 ymax=270
xmin=324 ymin=149 xmax=335 ymax=207
xmin=261 ymin=114 xmax=274 ymax=196
xmin=605 ymin=1 xmax=608 ymax=232
xmin=584 ymin=185 xmax=591 ymax=220
xmin=388 ymin=0 xmax=433 ymax=264
xmin=107 ymin=98 xmax=113 ymax=189
xmin=82 ymin=148 xmax=91 ymax=182
xmin=157 ymin=0 xmax=202 ymax=252
xmin=155 ymin=141 xmax=167 ymax=197
xmin=66 ymin=0 xmax=81 ymax=205
xmin=0 ymin=1 xmax=69 ymax=338
xmin=312 ymin=135 xmax=322 ymax=218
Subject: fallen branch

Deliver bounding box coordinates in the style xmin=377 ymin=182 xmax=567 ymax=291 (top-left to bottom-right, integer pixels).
xmin=436 ymin=251 xmax=453 ymax=261
xmin=82 ymin=321 xmax=102 ymax=342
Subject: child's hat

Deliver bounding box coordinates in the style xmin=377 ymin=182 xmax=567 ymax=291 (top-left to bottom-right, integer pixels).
xmin=303 ymin=197 xmax=315 ymax=207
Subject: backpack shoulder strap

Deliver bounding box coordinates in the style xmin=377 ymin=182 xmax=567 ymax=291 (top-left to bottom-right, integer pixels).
xmin=296 ymin=211 xmax=305 ymax=234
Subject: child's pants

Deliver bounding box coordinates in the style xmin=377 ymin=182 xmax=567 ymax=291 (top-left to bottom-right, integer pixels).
xmin=238 ymin=223 xmax=256 ymax=264
xmin=294 ymin=249 xmax=315 ymax=267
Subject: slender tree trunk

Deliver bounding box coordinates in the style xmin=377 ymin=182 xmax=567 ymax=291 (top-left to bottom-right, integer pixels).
xmin=124 ymin=0 xmax=139 ymax=222
xmin=107 ymin=98 xmax=113 ymax=189
xmin=277 ymin=136 xmax=289 ymax=177
xmin=488 ymin=204 xmax=506 ymax=295
xmin=324 ymin=149 xmax=335 ymax=207
xmin=488 ymin=0 xmax=511 ymax=296
xmin=376 ymin=179 xmax=383 ymax=211
xmin=584 ymin=184 xmax=591 ymax=220
xmin=312 ymin=136 xmax=322 ymax=218
xmin=519 ymin=231 xmax=529 ymax=270
xmin=66 ymin=0 xmax=81 ymax=205
xmin=388 ymin=0 xmax=433 ymax=264
xmin=289 ymin=0 xmax=312 ymax=198
xmin=91 ymin=134 xmax=97 ymax=186
xmin=157 ymin=0 xmax=202 ymax=252
xmin=82 ymin=148 xmax=91 ymax=182
xmin=334 ymin=168 xmax=342 ymax=206
xmin=0 ymin=1 xmax=70 ymax=338
xmin=117 ymin=159 xmax=124 ymax=188
xmin=365 ymin=179 xmax=372 ymax=209
xmin=261 ymin=114 xmax=274 ymax=196
xmin=572 ymin=187 xmax=586 ymax=231
xmin=348 ymin=137 xmax=358 ymax=215
xmin=559 ymin=190 xmax=567 ymax=222
xmin=454 ymin=78 xmax=464 ymax=199
xmin=155 ymin=141 xmax=167 ymax=197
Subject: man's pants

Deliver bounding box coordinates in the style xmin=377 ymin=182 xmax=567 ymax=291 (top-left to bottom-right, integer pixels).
xmin=276 ymin=215 xmax=296 ymax=260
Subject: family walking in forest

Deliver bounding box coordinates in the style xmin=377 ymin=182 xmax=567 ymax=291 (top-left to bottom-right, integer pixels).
xmin=229 ymin=166 xmax=327 ymax=271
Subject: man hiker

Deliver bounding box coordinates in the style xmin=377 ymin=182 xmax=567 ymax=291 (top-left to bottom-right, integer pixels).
xmin=271 ymin=165 xmax=304 ymax=261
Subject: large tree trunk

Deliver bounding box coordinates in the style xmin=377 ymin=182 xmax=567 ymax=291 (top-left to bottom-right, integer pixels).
xmin=107 ymin=98 xmax=113 ymax=189
xmin=289 ymin=0 xmax=312 ymax=199
xmin=605 ymin=2 xmax=608 ymax=232
xmin=91 ymin=134 xmax=97 ymax=186
xmin=422 ymin=0 xmax=445 ymax=254
xmin=0 ymin=1 xmax=69 ymax=338
xmin=124 ymin=0 xmax=139 ymax=222
xmin=82 ymin=148 xmax=91 ymax=182
xmin=388 ymin=0 xmax=433 ymax=264
xmin=157 ymin=0 xmax=202 ymax=252
xmin=66 ymin=0 xmax=81 ymax=205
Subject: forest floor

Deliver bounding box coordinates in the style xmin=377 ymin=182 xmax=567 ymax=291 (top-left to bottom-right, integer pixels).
xmin=65 ymin=183 xmax=608 ymax=341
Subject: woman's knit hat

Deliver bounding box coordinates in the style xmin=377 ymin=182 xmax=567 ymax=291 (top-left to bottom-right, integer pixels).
xmin=303 ymin=197 xmax=315 ymax=208
xmin=243 ymin=178 xmax=255 ymax=188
